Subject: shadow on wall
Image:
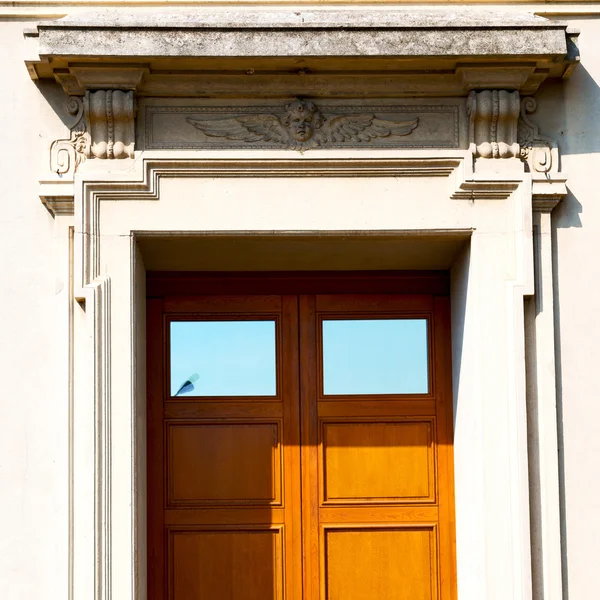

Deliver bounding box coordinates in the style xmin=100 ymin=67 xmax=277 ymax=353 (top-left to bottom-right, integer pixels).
xmin=532 ymin=61 xmax=600 ymax=600
xmin=449 ymin=239 xmax=470 ymax=433
xmin=35 ymin=80 xmax=82 ymax=129
xmin=531 ymin=63 xmax=598 ymax=231
xmin=555 ymin=189 xmax=583 ymax=230
xmin=534 ymin=64 xmax=600 ymax=158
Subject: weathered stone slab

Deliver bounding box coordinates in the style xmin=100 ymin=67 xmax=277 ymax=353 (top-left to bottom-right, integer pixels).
xmin=26 ymin=9 xmax=579 ymax=97
xmin=36 ymin=10 xmax=569 ymax=60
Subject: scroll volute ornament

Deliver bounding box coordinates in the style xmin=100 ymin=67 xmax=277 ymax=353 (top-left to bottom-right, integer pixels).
xmin=468 ymin=90 xmax=521 ymax=159
xmin=84 ymin=90 xmax=135 ymax=159
xmin=518 ymin=96 xmax=558 ymax=174
xmin=49 ymin=96 xmax=88 ymax=176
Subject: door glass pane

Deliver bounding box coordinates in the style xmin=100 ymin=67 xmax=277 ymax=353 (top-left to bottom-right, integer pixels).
xmin=170 ymin=321 xmax=277 ymax=397
xmin=322 ymin=319 xmax=428 ymax=395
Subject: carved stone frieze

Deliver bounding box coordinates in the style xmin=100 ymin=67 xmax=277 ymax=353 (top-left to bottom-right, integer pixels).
xmin=84 ymin=90 xmax=136 ymax=159
xmin=142 ymin=100 xmax=461 ymax=151
xmin=187 ymin=100 xmax=419 ymax=150
xmin=467 ymin=90 xmax=521 ymax=159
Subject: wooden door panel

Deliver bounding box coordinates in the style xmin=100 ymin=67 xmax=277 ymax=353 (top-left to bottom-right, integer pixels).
xmin=164 ymin=294 xmax=283 ymax=314
xmin=149 ymin=295 xmax=301 ymax=600
xmin=323 ymin=526 xmax=438 ymax=600
xmin=167 ymin=421 xmax=282 ymax=506
xmin=321 ymin=419 xmax=435 ymax=504
xmin=300 ymin=294 xmax=455 ymax=600
xmin=170 ymin=527 xmax=284 ymax=600
xmin=317 ymin=399 xmax=436 ymax=418
xmin=315 ymin=293 xmax=435 ymax=313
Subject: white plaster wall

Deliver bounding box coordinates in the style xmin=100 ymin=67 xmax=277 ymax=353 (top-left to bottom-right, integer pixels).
xmin=535 ymin=17 xmax=600 ymax=599
xmin=0 ymin=5 xmax=600 ymax=600
xmin=0 ymin=20 xmax=70 ymax=600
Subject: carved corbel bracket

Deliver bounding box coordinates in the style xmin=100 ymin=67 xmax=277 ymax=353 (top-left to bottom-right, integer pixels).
xmin=467 ymin=90 xmax=521 ymax=159
xmin=84 ymin=90 xmax=136 ymax=159
xmin=467 ymin=89 xmax=567 ymax=209
xmin=43 ymin=90 xmax=137 ymax=216
xmin=48 ymin=90 xmax=136 ymax=174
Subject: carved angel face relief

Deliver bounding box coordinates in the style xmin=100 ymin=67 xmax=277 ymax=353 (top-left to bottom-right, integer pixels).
xmin=281 ymin=101 xmax=324 ymax=142
xmin=186 ymin=99 xmax=419 ymax=150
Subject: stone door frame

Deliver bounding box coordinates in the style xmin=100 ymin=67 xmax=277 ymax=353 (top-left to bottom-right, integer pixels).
xmin=26 ymin=9 xmax=574 ymax=600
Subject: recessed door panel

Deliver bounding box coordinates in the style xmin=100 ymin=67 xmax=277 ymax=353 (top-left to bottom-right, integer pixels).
xmin=322 ymin=420 xmax=434 ymax=504
xmin=170 ymin=528 xmax=284 ymax=600
xmin=167 ymin=421 xmax=282 ymax=506
xmin=324 ymin=527 xmax=438 ymax=600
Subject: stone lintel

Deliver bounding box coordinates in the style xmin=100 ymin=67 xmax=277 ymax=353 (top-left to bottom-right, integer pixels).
xmin=25 ymin=9 xmax=579 ymax=98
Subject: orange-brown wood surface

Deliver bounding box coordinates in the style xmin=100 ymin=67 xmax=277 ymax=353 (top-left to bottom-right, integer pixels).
xmin=148 ymin=277 xmax=456 ymax=600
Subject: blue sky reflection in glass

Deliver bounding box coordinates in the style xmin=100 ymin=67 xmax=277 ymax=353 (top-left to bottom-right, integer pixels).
xmin=322 ymin=319 xmax=428 ymax=395
xmin=170 ymin=320 xmax=277 ymax=397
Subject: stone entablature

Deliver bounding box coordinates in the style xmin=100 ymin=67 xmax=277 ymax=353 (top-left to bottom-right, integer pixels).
xmin=33 ymin=9 xmax=574 ymax=213
xmin=43 ymin=92 xmax=559 ymax=174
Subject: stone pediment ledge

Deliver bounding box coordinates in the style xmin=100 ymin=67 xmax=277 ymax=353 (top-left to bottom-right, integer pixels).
xmin=25 ymin=9 xmax=579 ymax=97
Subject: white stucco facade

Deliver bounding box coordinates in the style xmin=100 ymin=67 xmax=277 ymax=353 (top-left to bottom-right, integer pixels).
xmin=0 ymin=4 xmax=598 ymax=600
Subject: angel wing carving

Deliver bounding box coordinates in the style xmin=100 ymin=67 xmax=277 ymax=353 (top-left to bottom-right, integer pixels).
xmin=186 ymin=114 xmax=289 ymax=144
xmin=313 ymin=114 xmax=419 ymax=145
xmin=186 ymin=102 xmax=420 ymax=149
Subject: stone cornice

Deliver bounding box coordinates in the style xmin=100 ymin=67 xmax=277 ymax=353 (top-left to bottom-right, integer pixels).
xmin=25 ymin=9 xmax=579 ymax=98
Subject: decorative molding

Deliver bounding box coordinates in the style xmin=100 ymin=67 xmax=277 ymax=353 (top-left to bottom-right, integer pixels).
xmin=466 ymin=90 xmax=568 ymax=208
xmin=531 ymin=192 xmax=566 ymax=213
xmin=93 ymin=275 xmax=112 ymax=600
xmin=74 ymin=153 xmax=465 ymax=289
xmin=43 ymin=91 xmax=136 ymax=215
xmin=48 ymin=90 xmax=137 ymax=173
xmin=467 ymin=90 xmax=521 ymax=159
xmin=49 ymin=96 xmax=87 ymax=177
xmin=84 ymin=90 xmax=136 ymax=159
xmin=517 ymin=96 xmax=567 ymax=212
xmin=451 ymin=177 xmax=521 ymax=201
xmin=40 ymin=193 xmax=75 ymax=216
xmin=518 ymin=96 xmax=558 ymax=176
xmin=186 ymin=99 xmax=418 ymax=151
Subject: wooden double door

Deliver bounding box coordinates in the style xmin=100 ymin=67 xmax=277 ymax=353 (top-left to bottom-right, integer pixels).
xmin=148 ymin=278 xmax=456 ymax=600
